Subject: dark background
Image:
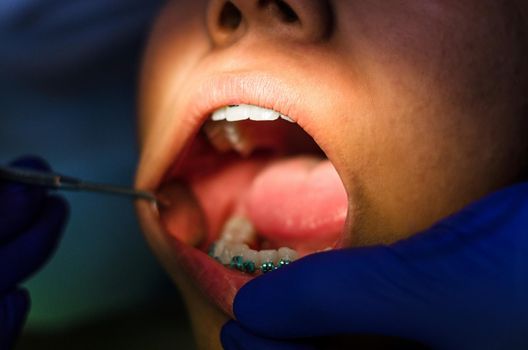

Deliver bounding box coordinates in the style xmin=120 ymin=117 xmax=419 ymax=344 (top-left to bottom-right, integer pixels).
xmin=0 ymin=1 xmax=195 ymax=348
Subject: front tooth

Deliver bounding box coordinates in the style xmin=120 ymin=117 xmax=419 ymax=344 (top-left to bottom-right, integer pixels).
xmin=211 ymin=107 xmax=227 ymax=121
xmin=248 ymin=105 xmax=280 ymax=121
xmin=213 ymin=104 xmax=294 ymax=123
xmin=280 ymin=115 xmax=294 ymax=123
xmin=225 ymin=105 xmax=250 ymax=121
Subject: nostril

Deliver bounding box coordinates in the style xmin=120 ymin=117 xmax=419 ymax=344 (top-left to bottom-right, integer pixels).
xmin=208 ymin=0 xmax=331 ymax=46
xmin=273 ymin=0 xmax=299 ymax=23
xmin=259 ymin=0 xmax=299 ymax=24
xmin=218 ymin=1 xmax=242 ymax=30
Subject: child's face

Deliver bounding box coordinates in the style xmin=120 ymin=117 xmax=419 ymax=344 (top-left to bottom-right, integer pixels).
xmin=136 ymin=1 xmax=528 ymax=348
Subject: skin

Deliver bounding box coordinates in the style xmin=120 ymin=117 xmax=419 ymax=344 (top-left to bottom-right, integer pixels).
xmin=136 ymin=1 xmax=528 ymax=348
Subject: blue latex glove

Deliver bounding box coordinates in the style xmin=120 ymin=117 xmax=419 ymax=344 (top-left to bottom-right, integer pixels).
xmin=0 ymin=156 xmax=68 ymax=349
xmin=222 ymin=183 xmax=528 ymax=349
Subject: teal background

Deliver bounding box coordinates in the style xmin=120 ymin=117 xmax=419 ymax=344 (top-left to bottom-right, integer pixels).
xmin=0 ymin=75 xmax=165 ymax=329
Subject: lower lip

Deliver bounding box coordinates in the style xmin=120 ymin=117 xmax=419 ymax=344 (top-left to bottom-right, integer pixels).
xmin=136 ymin=199 xmax=253 ymax=317
xmin=164 ymin=226 xmax=252 ymax=317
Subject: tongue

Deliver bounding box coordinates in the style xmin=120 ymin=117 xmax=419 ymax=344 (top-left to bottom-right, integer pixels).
xmin=242 ymin=156 xmax=348 ymax=253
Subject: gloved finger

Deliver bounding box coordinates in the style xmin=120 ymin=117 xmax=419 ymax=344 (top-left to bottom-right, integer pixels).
xmin=0 ymin=156 xmax=51 ymax=243
xmin=0 ymin=288 xmax=30 ymax=350
xmin=233 ymin=183 xmax=528 ymax=347
xmin=234 ymin=248 xmax=433 ymax=341
xmin=221 ymin=320 xmax=316 ymax=350
xmin=0 ymin=196 xmax=68 ymax=293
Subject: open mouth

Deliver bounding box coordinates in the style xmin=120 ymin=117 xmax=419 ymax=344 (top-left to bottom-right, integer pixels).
xmin=136 ymin=76 xmax=352 ymax=316
xmin=157 ymin=102 xmax=348 ymax=271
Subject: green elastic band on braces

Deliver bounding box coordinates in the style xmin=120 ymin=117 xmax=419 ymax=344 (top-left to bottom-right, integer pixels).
xmin=243 ymin=260 xmax=256 ymax=273
xmin=211 ymin=247 xmax=291 ymax=275
xmin=229 ymin=256 xmax=257 ymax=274
xmin=230 ymin=256 xmax=244 ymax=270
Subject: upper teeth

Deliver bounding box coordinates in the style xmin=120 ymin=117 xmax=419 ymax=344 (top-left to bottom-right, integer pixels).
xmin=211 ymin=104 xmax=295 ymax=123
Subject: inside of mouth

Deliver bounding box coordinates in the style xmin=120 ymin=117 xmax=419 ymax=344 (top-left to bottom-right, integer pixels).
xmin=158 ymin=106 xmax=348 ymax=275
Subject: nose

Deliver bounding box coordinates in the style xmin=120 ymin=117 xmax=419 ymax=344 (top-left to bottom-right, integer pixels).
xmin=206 ymin=0 xmax=333 ymax=46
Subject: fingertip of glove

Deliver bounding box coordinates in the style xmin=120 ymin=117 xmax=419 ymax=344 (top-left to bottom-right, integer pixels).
xmin=0 ymin=156 xmax=53 ymax=223
xmin=220 ymin=320 xmax=239 ymax=346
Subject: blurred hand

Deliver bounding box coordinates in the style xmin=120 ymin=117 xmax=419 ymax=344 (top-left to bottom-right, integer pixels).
xmin=223 ymin=183 xmax=528 ymax=349
xmin=0 ymin=156 xmax=68 ymax=349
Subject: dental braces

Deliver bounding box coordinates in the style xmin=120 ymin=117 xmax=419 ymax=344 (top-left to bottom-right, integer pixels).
xmin=208 ymin=243 xmax=293 ymax=274
xmin=209 ymin=216 xmax=299 ymax=274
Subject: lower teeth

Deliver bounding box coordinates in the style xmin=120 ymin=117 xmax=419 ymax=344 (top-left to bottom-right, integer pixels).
xmin=208 ymin=216 xmax=299 ymax=274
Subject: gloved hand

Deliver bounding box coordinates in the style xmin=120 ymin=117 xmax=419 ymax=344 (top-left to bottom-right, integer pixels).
xmin=222 ymin=183 xmax=528 ymax=350
xmin=0 ymin=156 xmax=68 ymax=349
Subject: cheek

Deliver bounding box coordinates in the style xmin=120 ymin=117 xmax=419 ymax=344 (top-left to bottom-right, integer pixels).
xmin=180 ymin=278 xmax=228 ymax=350
xmin=330 ymin=2 xmax=528 ymax=242
xmin=139 ymin=0 xmax=209 ymax=144
xmin=334 ymin=0 xmax=524 ymax=109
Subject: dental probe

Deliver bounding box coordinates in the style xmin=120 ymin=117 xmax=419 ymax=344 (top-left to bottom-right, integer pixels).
xmin=0 ymin=165 xmax=160 ymax=205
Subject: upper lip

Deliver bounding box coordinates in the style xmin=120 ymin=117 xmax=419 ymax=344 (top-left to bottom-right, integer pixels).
xmin=136 ymin=70 xmax=326 ymax=192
